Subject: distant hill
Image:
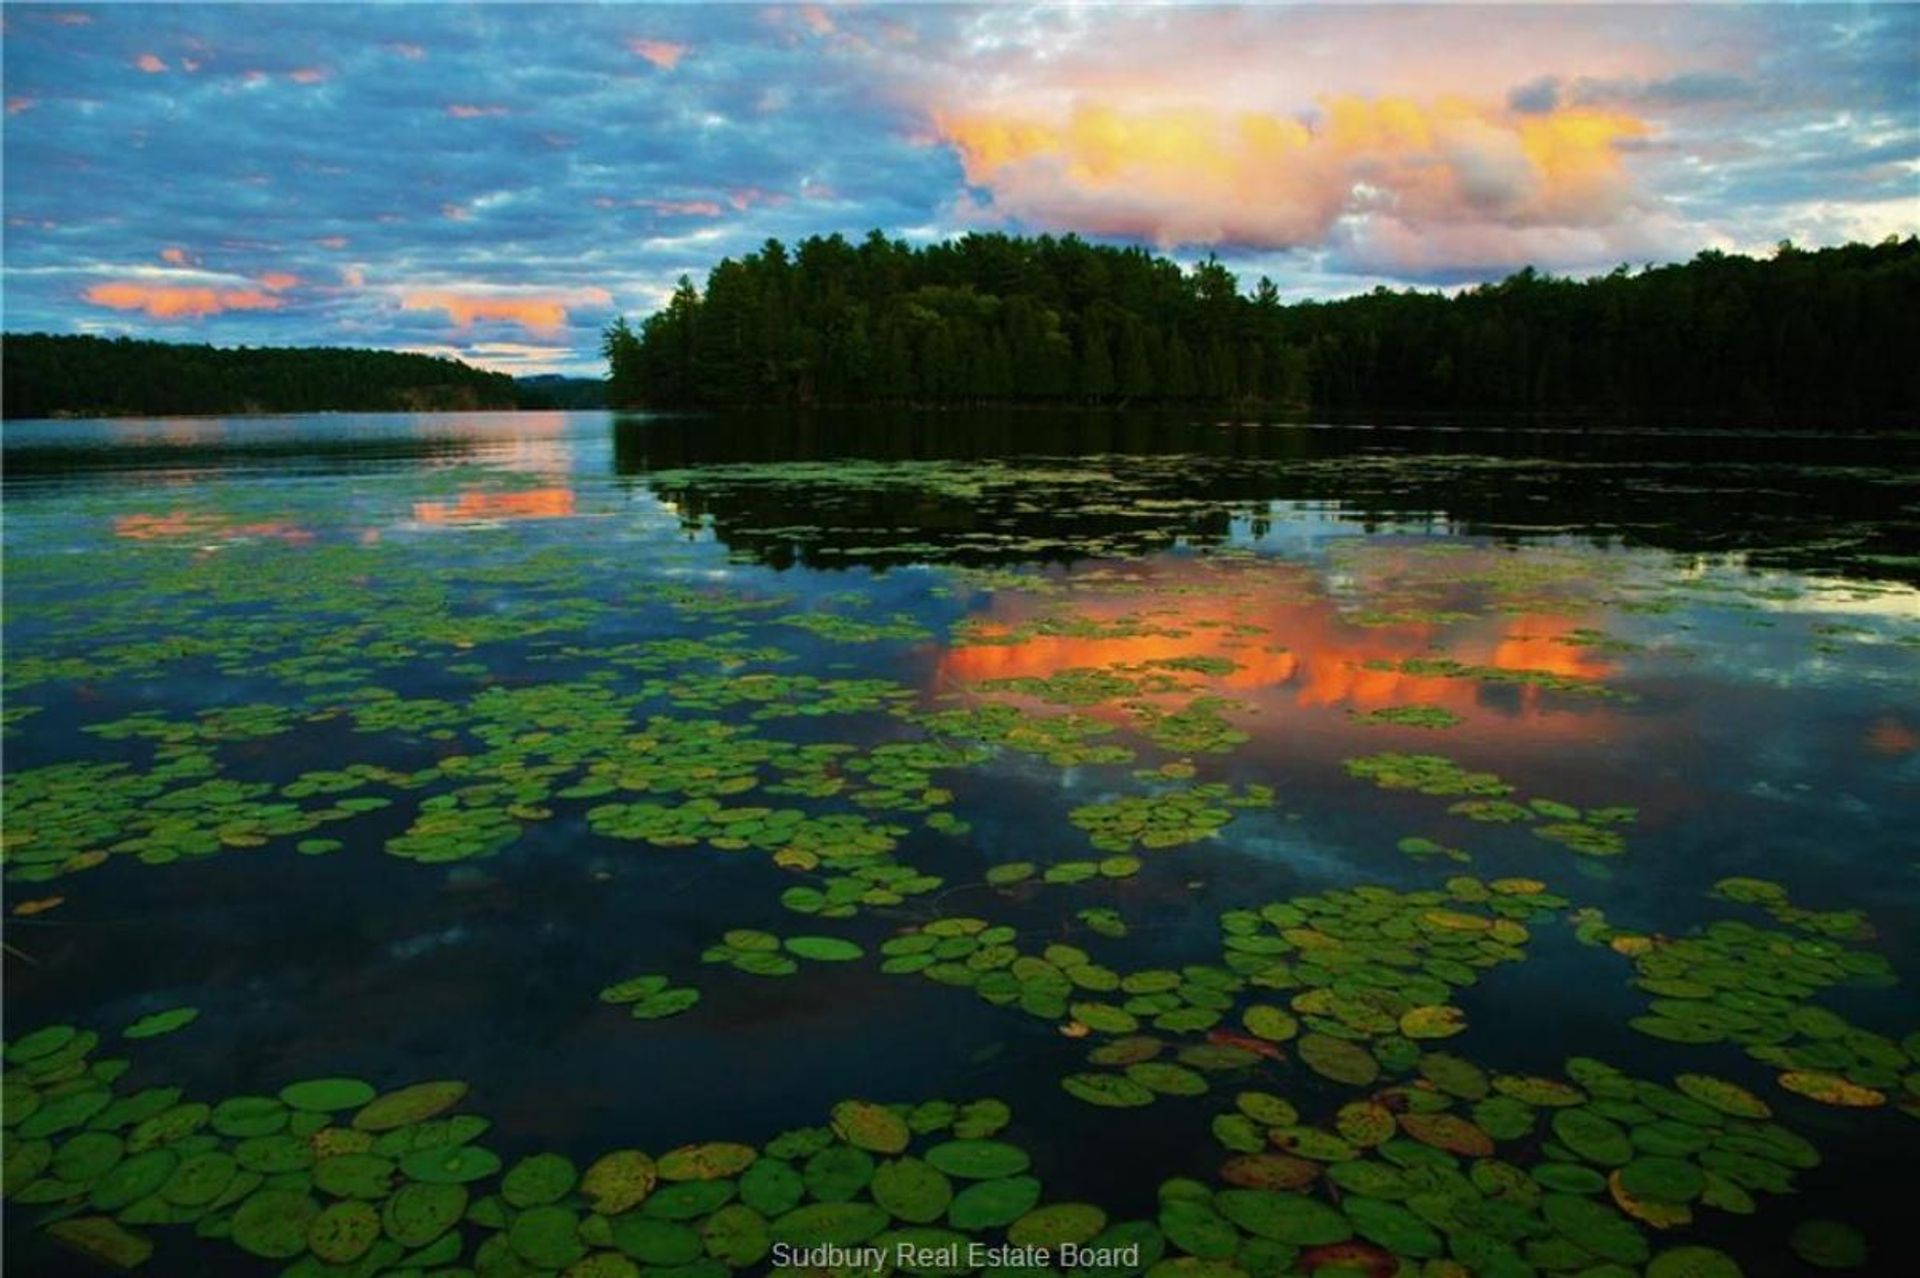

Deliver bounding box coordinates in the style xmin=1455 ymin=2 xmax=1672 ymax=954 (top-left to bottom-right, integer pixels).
xmin=1 ymin=334 xmax=517 ymax=419
xmin=513 ymin=374 xmax=608 ymax=409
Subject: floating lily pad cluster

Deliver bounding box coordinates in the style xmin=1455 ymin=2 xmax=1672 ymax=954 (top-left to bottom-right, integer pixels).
xmin=906 ymin=703 xmax=1135 ymax=768
xmin=698 ymin=929 xmax=865 ymax=977
xmin=598 ymin=976 xmax=702 ymax=1020
xmin=1709 ymin=876 xmax=1874 ymax=943
xmin=1574 ymin=909 xmax=1913 ymax=1114
xmin=1344 ymin=754 xmax=1638 ymax=858
xmin=1069 ymin=783 xmax=1274 ymax=852
xmin=1121 ymin=696 xmax=1254 ymax=755
xmin=642 ymin=673 xmax=919 ymax=720
xmin=1361 ymin=656 xmax=1637 ymax=700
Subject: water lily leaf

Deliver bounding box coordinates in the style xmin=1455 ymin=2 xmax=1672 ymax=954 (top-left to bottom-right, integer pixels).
xmin=382 ymin=1181 xmax=466 ymax=1248
xmin=871 ymin=1156 xmax=952 ymax=1223
xmin=613 ymin=1216 xmax=702 ymax=1264
xmin=502 ymin=1151 xmax=577 ymax=1207
xmin=924 ymin=1140 xmax=1030 ymax=1180
xmin=1790 ymin=1219 xmax=1868 ymax=1270
xmin=831 ymin=1100 xmax=910 ymax=1154
xmin=658 ymin=1141 xmax=757 ymax=1181
xmin=1673 ymin=1074 xmax=1770 ymax=1119
xmin=510 ymin=1204 xmax=585 ymax=1269
xmin=770 ymin=1201 xmax=890 ymax=1247
xmin=1552 ymin=1108 xmax=1634 ymax=1166
xmin=123 ymin=1008 xmax=198 ymax=1041
xmin=1343 ymin=1194 xmax=1443 ymax=1257
xmin=231 ymin=1188 xmax=319 ymax=1259
xmin=1125 ymin=1062 xmax=1208 ymax=1096
xmin=1541 ymin=1192 xmax=1648 ymax=1265
xmin=630 ymin=987 xmax=701 ymax=1020
xmin=1297 ymin=1034 xmax=1378 ymax=1087
xmin=804 ymin=1144 xmax=874 ymax=1202
xmin=399 ymin=1144 xmax=501 ymax=1184
xmin=1215 ymin=1189 xmax=1352 ymax=1245
xmin=1062 ymin=1073 xmax=1155 ymax=1108
xmin=352 ymin=1081 xmax=466 ymax=1132
xmin=784 ymin=936 xmax=864 ymax=962
xmin=311 ymin=1152 xmax=395 ymax=1199
xmin=1219 ymin=1153 xmax=1318 ymax=1190
xmin=278 ymin=1079 xmax=375 ymax=1114
xmin=581 ymin=1149 xmax=656 ymax=1214
xmin=1647 ymin=1245 xmax=1744 ymax=1278
xmin=1777 ymin=1072 xmax=1885 ymax=1107
xmin=46 ymin=1216 xmax=154 ymax=1270
xmin=1398 ymin=1006 xmax=1466 ymax=1040
xmin=739 ymin=1158 xmax=803 ymax=1216
xmin=160 ymin=1151 xmax=236 ymax=1206
xmin=1242 ymin=1006 xmax=1298 ymax=1043
xmin=1009 ymin=1202 xmax=1107 ymax=1248
xmin=308 ymin=1199 xmax=380 ymax=1264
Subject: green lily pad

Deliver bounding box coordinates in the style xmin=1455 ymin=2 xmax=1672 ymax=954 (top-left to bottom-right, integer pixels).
xmin=871 ymin=1157 xmax=953 ymax=1224
xmin=308 ymin=1199 xmax=381 ymax=1264
xmin=1647 ymin=1245 xmax=1745 ymax=1278
xmin=231 ymin=1188 xmax=320 ymax=1259
xmin=510 ymin=1203 xmax=585 ymax=1268
xmin=382 ymin=1181 xmax=466 ymax=1247
xmin=924 ymin=1140 xmax=1030 ymax=1180
xmin=400 ymin=1144 xmax=501 ymax=1184
xmin=831 ymin=1100 xmax=910 ymax=1154
xmin=123 ymin=1007 xmax=199 ymax=1040
xmin=658 ymin=1141 xmax=756 ymax=1180
xmin=502 ymin=1152 xmax=577 ymax=1207
xmin=785 ymin=936 xmax=864 ymax=962
xmin=1297 ymin=1034 xmax=1379 ymax=1086
xmin=1790 ymin=1220 xmax=1868 ymax=1270
xmin=1214 ymin=1189 xmax=1351 ymax=1245
xmin=278 ymin=1079 xmax=376 ymax=1113
xmin=1063 ymin=1073 xmax=1156 ymax=1108
xmin=770 ymin=1201 xmax=890 ymax=1247
xmin=351 ymin=1081 xmax=467 ymax=1132
xmin=581 ymin=1149 xmax=656 ymax=1214
xmin=947 ymin=1175 xmax=1042 ymax=1230
xmin=614 ymin=1216 xmax=703 ymax=1264
xmin=46 ymin=1217 xmax=154 ymax=1269
xmin=1008 ymin=1202 xmax=1108 ymax=1247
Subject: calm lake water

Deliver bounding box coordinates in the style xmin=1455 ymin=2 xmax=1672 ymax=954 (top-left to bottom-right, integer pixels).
xmin=3 ymin=410 xmax=1917 ymax=1277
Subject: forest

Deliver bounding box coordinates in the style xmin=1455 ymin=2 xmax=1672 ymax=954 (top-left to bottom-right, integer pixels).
xmin=605 ymin=233 xmax=1920 ymax=426
xmin=1 ymin=335 xmax=517 ymax=419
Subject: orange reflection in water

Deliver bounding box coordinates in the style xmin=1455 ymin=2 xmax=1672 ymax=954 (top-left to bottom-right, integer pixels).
xmin=1865 ymin=717 xmax=1917 ymax=756
xmin=411 ymin=487 xmax=576 ymax=525
xmin=937 ymin=561 xmax=1620 ymax=735
xmin=113 ymin=511 xmax=313 ymax=544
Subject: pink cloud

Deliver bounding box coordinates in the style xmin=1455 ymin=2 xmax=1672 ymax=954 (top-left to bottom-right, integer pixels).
xmin=256 ymin=272 xmax=301 ymax=292
xmin=6 ymin=97 xmax=35 ymax=116
xmin=628 ymin=39 xmax=686 ymax=70
xmin=160 ymin=247 xmax=191 ymax=265
xmin=399 ymin=288 xmax=613 ymax=336
xmin=316 ymin=236 xmax=349 ymax=250
xmin=446 ymin=104 xmax=508 ymax=118
xmin=84 ymin=282 xmax=283 ymax=319
xmin=134 ymin=54 xmax=168 ymax=74
xmin=288 ymin=67 xmax=330 ymax=85
xmin=800 ymin=6 xmax=835 ymax=37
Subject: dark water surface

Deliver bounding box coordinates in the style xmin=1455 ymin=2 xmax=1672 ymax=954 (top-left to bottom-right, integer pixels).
xmin=3 ymin=411 xmax=1916 ymax=1276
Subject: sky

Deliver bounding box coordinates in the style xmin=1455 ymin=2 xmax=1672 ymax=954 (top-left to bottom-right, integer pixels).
xmin=3 ymin=3 xmax=1915 ymax=375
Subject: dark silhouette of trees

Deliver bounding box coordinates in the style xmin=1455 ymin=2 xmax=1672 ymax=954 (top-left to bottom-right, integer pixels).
xmin=605 ymin=233 xmax=1919 ymax=426
xmin=1 ymin=335 xmax=516 ymax=419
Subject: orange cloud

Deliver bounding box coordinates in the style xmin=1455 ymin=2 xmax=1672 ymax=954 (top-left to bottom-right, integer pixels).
xmin=134 ymin=53 xmax=168 ymax=74
xmin=399 ymin=289 xmax=611 ymax=336
xmin=637 ymin=198 xmax=725 ymax=217
xmin=935 ymin=94 xmax=1649 ymax=251
xmin=160 ymin=248 xmax=190 ymax=265
xmin=6 ymin=97 xmax=36 ymax=116
xmin=288 ymin=67 xmax=330 ymax=84
xmin=256 ymin=272 xmax=300 ymax=292
xmin=83 ymin=282 xmax=283 ymax=319
xmin=800 ymin=5 xmax=836 ymax=37
xmin=629 ymin=39 xmax=686 ymax=70
xmin=447 ymin=103 xmax=509 ymax=118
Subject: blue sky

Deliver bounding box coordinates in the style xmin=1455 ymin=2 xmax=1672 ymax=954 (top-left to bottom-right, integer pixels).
xmin=4 ymin=3 xmax=1915 ymax=374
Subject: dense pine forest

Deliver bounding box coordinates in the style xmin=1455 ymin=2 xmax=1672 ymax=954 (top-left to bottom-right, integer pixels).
xmin=1 ymin=335 xmax=517 ymax=419
xmin=605 ymin=234 xmax=1920 ymax=425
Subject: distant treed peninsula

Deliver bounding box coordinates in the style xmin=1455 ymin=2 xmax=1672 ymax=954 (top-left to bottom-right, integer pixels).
xmin=606 ymin=233 xmax=1920 ymax=425
xmin=1 ymin=336 xmax=518 ymax=419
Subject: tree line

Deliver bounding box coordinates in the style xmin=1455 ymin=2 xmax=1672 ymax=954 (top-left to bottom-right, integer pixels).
xmin=1 ymin=335 xmax=518 ymax=419
xmin=605 ymin=232 xmax=1919 ymax=426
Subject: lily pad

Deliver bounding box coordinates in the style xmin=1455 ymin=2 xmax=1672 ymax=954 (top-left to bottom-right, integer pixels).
xmin=123 ymin=1007 xmax=199 ymax=1040
xmin=924 ymin=1140 xmax=1030 ymax=1180
xmin=831 ymin=1100 xmax=910 ymax=1154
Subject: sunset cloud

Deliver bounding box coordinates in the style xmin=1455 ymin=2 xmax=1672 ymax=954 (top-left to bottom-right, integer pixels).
xmin=399 ymin=288 xmax=614 ymax=336
xmin=628 ymin=39 xmax=686 ymax=70
xmin=83 ymin=282 xmax=283 ymax=319
xmin=936 ymin=95 xmax=1651 ymax=256
xmin=134 ymin=53 xmax=168 ymax=74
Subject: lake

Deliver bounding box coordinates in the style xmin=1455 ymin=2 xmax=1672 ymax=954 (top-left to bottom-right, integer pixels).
xmin=3 ymin=410 xmax=1916 ymax=1277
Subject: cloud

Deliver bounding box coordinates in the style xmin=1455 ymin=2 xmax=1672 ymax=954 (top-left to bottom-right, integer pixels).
xmin=83 ymin=282 xmax=284 ymax=319
xmin=937 ymin=96 xmax=1650 ymax=254
xmin=628 ymin=39 xmax=686 ymax=70
xmin=134 ymin=54 xmax=168 ymax=74
xmin=447 ymin=104 xmax=509 ymax=118
xmin=399 ymin=287 xmax=614 ymax=336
